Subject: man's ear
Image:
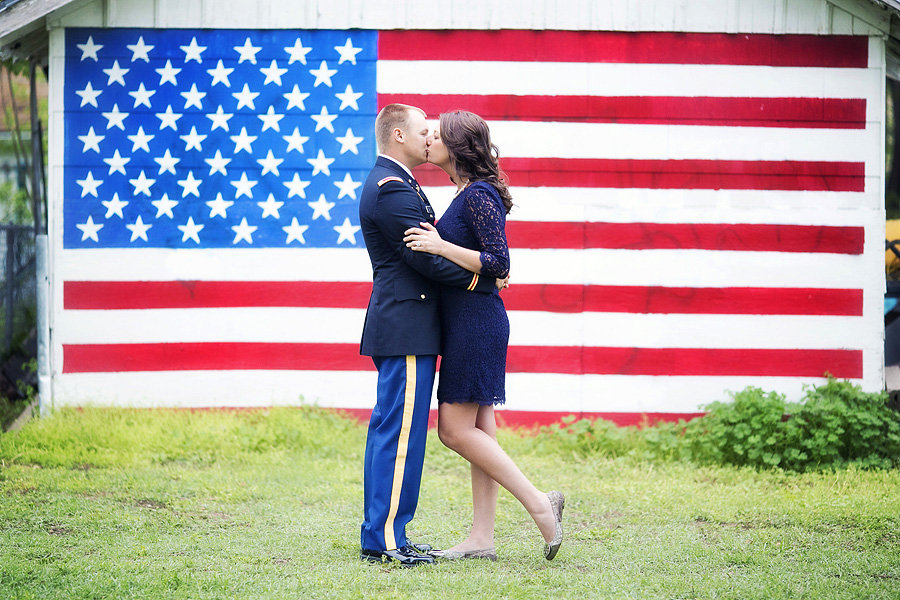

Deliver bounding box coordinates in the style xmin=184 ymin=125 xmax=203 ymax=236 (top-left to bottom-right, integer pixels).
xmin=392 ymin=127 xmax=404 ymax=144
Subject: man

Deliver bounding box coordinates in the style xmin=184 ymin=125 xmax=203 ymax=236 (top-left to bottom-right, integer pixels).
xmin=358 ymin=104 xmax=498 ymax=566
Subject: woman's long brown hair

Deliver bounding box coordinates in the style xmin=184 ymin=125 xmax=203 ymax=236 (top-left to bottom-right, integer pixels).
xmin=439 ymin=110 xmax=513 ymax=213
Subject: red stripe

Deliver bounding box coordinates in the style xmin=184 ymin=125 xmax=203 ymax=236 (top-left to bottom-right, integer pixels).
xmin=379 ymin=94 xmax=867 ymax=129
xmin=63 ymin=342 xmax=374 ymax=373
xmin=379 ymin=31 xmax=868 ymax=67
xmin=509 ymin=347 xmax=863 ymax=378
xmin=507 ymin=222 xmax=865 ymax=253
xmin=337 ymin=407 xmax=704 ymax=429
xmin=65 ymin=281 xmax=863 ymax=316
xmin=414 ymin=159 xmax=865 ymax=191
xmin=63 ymin=343 xmax=861 ymax=378
xmin=64 ymin=280 xmax=372 ymax=309
xmin=503 ymin=285 xmax=863 ymax=316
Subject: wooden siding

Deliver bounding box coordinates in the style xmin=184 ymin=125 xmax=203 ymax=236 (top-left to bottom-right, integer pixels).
xmin=44 ymin=0 xmax=893 ymax=36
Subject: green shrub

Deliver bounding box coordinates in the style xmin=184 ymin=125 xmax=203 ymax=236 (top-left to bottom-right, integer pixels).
xmin=542 ymin=378 xmax=900 ymax=472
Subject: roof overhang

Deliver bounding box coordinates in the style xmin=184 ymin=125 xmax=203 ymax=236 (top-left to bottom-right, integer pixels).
xmin=0 ymin=0 xmax=83 ymax=64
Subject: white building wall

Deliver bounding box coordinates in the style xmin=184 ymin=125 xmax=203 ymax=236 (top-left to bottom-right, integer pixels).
xmin=42 ymin=0 xmax=890 ymax=414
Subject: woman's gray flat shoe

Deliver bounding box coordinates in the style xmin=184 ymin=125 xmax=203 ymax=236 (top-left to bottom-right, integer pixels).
xmin=431 ymin=548 xmax=498 ymax=561
xmin=544 ymin=491 xmax=565 ymax=560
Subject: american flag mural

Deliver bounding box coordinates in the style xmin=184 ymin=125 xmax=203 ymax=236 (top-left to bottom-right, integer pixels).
xmin=57 ymin=28 xmax=881 ymax=423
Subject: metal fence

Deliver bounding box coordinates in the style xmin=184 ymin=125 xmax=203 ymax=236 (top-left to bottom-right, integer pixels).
xmin=0 ymin=223 xmax=36 ymax=402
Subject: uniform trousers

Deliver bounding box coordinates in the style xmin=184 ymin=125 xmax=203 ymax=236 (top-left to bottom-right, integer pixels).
xmin=360 ymin=354 xmax=437 ymax=551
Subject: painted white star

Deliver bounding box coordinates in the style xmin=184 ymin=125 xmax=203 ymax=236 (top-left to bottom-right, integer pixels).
xmin=310 ymin=105 xmax=338 ymax=133
xmin=230 ymin=127 xmax=257 ymax=154
xmin=77 ymin=36 xmax=102 ymax=61
xmin=206 ymin=105 xmax=233 ymax=132
xmin=177 ymin=171 xmax=202 ymax=197
xmin=129 ymin=170 xmax=156 ymax=196
xmin=151 ymin=194 xmax=178 ymax=218
xmin=101 ymin=193 xmax=128 ymax=218
xmin=156 ymin=60 xmax=181 ymax=86
xmin=257 ymin=194 xmax=284 ymax=219
xmin=127 ymin=36 xmax=154 ymax=62
xmin=207 ymin=60 xmax=233 ymax=87
xmin=335 ymin=84 xmax=363 ymax=111
xmin=231 ymin=172 xmax=258 ymax=199
xmin=309 ymin=60 xmax=338 ymax=87
xmin=178 ymin=217 xmax=204 ymax=244
xmin=76 ymin=171 xmax=102 ymax=197
xmin=76 ymin=216 xmax=103 ymax=242
xmin=75 ymin=82 xmax=102 ymax=107
xmin=283 ymin=217 xmax=309 ymax=244
xmin=103 ymin=149 xmax=130 ymax=175
xmin=336 ymin=128 xmax=364 ymax=154
xmin=333 ymin=172 xmax=362 ymax=200
xmin=307 ymin=149 xmax=335 ymax=176
xmin=181 ymin=84 xmax=206 ymax=110
xmin=334 ymin=37 xmax=363 ymax=65
xmin=205 ymin=150 xmax=231 ymax=176
xmin=231 ymin=218 xmax=257 ymax=244
xmin=102 ymin=104 xmax=128 ymax=130
xmin=180 ymin=37 xmax=207 ymax=63
xmin=256 ymin=150 xmax=283 ymax=176
xmin=126 ymin=215 xmax=152 ymax=242
xmin=206 ymin=193 xmax=233 ymax=218
xmin=307 ymin=193 xmax=335 ymax=220
xmin=78 ymin=127 xmax=104 ymax=153
xmin=283 ymin=173 xmax=311 ymax=199
xmin=283 ymin=127 xmax=309 ymax=153
xmin=127 ymin=126 xmax=154 ymax=153
xmin=232 ymin=83 xmax=259 ymax=110
xmin=154 ymin=149 xmax=180 ymax=175
xmin=260 ymin=59 xmax=288 ymax=86
xmin=258 ymin=106 xmax=284 ymax=131
xmin=103 ymin=60 xmax=129 ymax=86
xmin=234 ymin=37 xmax=261 ymax=64
xmin=284 ymin=37 xmax=312 ymax=64
xmin=156 ymin=105 xmax=182 ymax=131
xmin=180 ymin=126 xmax=207 ymax=152
xmin=283 ymin=85 xmax=310 ymax=110
xmin=128 ymin=82 xmax=155 ymax=108
xmin=334 ymin=217 xmax=361 ymax=245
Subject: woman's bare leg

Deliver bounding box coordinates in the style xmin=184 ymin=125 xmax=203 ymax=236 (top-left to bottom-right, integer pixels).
xmin=447 ymin=405 xmax=499 ymax=551
xmin=438 ymin=401 xmax=556 ymax=543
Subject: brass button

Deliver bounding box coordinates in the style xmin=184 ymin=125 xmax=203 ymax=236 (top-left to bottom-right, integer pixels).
xmin=420 ymin=294 xmax=426 ymax=300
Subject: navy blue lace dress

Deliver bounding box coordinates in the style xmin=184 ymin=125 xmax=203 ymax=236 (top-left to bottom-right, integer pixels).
xmin=435 ymin=181 xmax=511 ymax=405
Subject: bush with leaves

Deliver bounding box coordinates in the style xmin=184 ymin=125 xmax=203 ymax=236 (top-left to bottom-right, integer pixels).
xmin=543 ymin=378 xmax=900 ymax=472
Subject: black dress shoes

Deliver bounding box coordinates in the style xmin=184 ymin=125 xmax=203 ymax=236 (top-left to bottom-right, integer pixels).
xmin=360 ymin=544 xmax=435 ymax=566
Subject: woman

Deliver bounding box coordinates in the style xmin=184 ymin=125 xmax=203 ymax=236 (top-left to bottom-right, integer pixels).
xmin=403 ymin=110 xmax=564 ymax=561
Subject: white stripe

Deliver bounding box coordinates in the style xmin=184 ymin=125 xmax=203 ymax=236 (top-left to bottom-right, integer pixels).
xmin=51 ymin=370 xmax=860 ymax=412
xmin=57 ymin=307 xmax=367 ymax=344
xmin=485 ymin=121 xmax=876 ymax=163
xmin=56 ymin=307 xmax=867 ymax=350
xmin=425 ymin=186 xmax=878 ymax=225
xmin=379 ymin=61 xmax=878 ymax=99
xmin=503 ymin=373 xmax=864 ymax=413
xmin=58 ymin=247 xmax=871 ymax=287
xmin=523 ymin=249 xmax=870 ymax=287
xmin=59 ymin=248 xmax=374 ymax=281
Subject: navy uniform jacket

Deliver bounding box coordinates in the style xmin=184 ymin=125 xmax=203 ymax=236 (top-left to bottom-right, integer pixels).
xmin=359 ymin=156 xmax=496 ymax=357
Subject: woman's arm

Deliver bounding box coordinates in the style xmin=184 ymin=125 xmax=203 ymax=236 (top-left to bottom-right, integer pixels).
xmin=403 ymin=222 xmax=484 ymax=273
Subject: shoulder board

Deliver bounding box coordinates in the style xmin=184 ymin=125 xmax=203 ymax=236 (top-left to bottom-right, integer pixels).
xmin=377 ymin=176 xmax=404 ymax=187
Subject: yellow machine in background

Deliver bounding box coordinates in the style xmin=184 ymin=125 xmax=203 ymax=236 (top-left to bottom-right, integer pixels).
xmin=887 ymin=220 xmax=900 ymax=273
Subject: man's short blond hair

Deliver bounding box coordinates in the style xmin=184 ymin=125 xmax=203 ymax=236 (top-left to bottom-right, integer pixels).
xmin=375 ymin=103 xmax=426 ymax=153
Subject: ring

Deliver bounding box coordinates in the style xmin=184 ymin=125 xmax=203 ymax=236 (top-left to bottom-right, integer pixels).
xmin=415 ymin=242 xmax=421 ymax=248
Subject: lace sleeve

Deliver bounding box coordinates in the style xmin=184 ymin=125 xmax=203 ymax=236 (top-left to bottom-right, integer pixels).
xmin=463 ymin=184 xmax=510 ymax=278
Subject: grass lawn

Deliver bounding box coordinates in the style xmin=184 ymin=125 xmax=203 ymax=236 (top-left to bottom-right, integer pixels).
xmin=1 ymin=407 xmax=898 ymax=599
